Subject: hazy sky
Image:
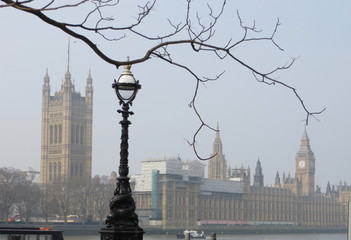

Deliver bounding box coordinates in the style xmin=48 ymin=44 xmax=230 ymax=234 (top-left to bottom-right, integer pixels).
xmin=0 ymin=1 xmax=350 ymax=190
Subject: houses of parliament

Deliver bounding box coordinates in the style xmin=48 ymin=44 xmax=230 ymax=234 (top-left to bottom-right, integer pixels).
xmin=131 ymin=128 xmax=351 ymax=229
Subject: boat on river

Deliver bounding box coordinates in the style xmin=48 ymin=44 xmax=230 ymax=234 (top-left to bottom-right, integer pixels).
xmin=0 ymin=227 xmax=64 ymax=240
xmin=176 ymin=230 xmax=206 ymax=239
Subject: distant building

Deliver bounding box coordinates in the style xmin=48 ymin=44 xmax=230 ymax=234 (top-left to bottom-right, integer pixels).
xmin=131 ymin=128 xmax=347 ymax=229
xmin=22 ymin=167 xmax=40 ymax=183
xmin=40 ymin=66 xmax=93 ymax=184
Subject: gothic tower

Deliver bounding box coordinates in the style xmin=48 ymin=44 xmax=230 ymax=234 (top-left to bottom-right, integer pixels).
xmin=274 ymin=171 xmax=281 ymax=188
xmin=253 ymin=158 xmax=264 ymax=188
xmin=295 ymin=128 xmax=315 ymax=195
xmin=208 ymin=124 xmax=227 ymax=179
xmin=40 ymin=67 xmax=93 ymax=185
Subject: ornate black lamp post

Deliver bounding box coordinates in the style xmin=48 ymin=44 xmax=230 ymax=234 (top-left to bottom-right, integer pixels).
xmin=100 ymin=64 xmax=144 ymax=240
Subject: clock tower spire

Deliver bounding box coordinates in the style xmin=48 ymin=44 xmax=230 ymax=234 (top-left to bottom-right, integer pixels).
xmin=295 ymin=128 xmax=316 ymax=195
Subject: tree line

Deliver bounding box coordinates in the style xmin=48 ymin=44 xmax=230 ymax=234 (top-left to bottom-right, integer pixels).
xmin=0 ymin=167 xmax=115 ymax=224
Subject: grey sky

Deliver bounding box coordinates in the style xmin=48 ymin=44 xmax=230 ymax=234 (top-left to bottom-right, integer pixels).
xmin=0 ymin=1 xmax=350 ymax=190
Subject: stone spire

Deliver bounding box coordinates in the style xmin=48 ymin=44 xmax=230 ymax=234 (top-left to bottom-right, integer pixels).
xmin=275 ymin=171 xmax=281 ymax=188
xmin=62 ymin=38 xmax=74 ymax=91
xmin=299 ymin=127 xmax=312 ymax=154
xmin=213 ymin=123 xmax=223 ymax=154
xmin=302 ymin=127 xmax=309 ymax=141
xmin=253 ymin=158 xmax=264 ymax=187
xmin=326 ymin=181 xmax=332 ymax=194
xmin=42 ymin=68 xmax=50 ymax=96
xmin=86 ymin=69 xmax=93 ymax=85
xmin=85 ymin=69 xmax=93 ymax=98
xmin=208 ymin=123 xmax=227 ymax=180
xmin=64 ymin=66 xmax=72 ymax=83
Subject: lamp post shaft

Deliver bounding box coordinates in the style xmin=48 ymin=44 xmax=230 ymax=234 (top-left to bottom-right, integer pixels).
xmin=119 ymin=103 xmax=132 ymax=177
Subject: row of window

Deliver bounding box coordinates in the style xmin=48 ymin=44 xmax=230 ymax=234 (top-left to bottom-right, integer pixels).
xmin=49 ymin=124 xmax=85 ymax=145
xmin=48 ymin=162 xmax=61 ymax=181
xmin=71 ymin=125 xmax=85 ymax=145
xmin=49 ymin=125 xmax=62 ymax=144
xmin=48 ymin=161 xmax=85 ymax=181
xmin=70 ymin=162 xmax=85 ymax=177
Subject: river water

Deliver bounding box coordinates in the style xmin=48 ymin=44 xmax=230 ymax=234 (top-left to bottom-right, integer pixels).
xmin=65 ymin=233 xmax=346 ymax=240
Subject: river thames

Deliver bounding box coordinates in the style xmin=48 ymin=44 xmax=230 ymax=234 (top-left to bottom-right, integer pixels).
xmin=65 ymin=233 xmax=346 ymax=240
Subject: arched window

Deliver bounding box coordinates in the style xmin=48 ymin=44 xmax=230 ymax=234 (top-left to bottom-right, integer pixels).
xmin=53 ymin=162 xmax=57 ymax=180
xmin=76 ymin=125 xmax=79 ymax=144
xmin=80 ymin=126 xmax=84 ymax=145
xmin=54 ymin=125 xmax=58 ymax=144
xmin=80 ymin=163 xmax=83 ymax=176
xmin=58 ymin=125 xmax=62 ymax=143
xmin=71 ymin=125 xmax=75 ymax=144
xmin=50 ymin=126 xmax=53 ymax=144
xmin=58 ymin=162 xmax=61 ymax=178
xmin=49 ymin=162 xmax=52 ymax=181
xmin=70 ymin=162 xmax=74 ymax=176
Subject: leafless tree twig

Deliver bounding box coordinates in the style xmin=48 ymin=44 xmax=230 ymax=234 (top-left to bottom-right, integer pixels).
xmin=0 ymin=0 xmax=325 ymax=160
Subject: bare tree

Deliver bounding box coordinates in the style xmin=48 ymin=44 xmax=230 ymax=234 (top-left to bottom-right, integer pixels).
xmin=0 ymin=168 xmax=22 ymax=222
xmin=52 ymin=178 xmax=75 ymax=224
xmin=71 ymin=181 xmax=94 ymax=224
xmin=40 ymin=183 xmax=56 ymax=222
xmin=0 ymin=0 xmax=324 ymax=159
xmin=91 ymin=175 xmax=112 ymax=224
xmin=16 ymin=180 xmax=41 ymax=222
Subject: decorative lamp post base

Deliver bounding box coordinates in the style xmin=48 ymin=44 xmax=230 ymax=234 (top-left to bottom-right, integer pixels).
xmin=100 ymin=226 xmax=144 ymax=240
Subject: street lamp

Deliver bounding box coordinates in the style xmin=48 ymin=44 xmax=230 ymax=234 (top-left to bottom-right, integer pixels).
xmin=100 ymin=64 xmax=144 ymax=240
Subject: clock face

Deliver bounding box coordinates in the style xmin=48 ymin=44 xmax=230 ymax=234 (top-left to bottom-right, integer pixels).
xmin=298 ymin=160 xmax=306 ymax=169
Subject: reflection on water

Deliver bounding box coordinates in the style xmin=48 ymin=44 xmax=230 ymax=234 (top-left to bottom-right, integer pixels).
xmin=65 ymin=233 xmax=346 ymax=240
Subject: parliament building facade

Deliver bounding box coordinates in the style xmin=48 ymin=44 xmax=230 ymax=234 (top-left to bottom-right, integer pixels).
xmin=131 ymin=129 xmax=348 ymax=229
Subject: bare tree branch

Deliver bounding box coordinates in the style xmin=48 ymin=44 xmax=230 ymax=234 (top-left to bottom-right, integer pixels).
xmin=0 ymin=0 xmax=325 ymax=160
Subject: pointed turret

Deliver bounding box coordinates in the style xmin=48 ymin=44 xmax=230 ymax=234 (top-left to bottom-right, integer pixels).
xmin=61 ymin=66 xmax=74 ymax=92
xmin=213 ymin=123 xmax=223 ymax=154
xmin=299 ymin=127 xmax=312 ymax=154
xmin=208 ymin=123 xmax=227 ymax=180
xmin=253 ymin=158 xmax=264 ymax=188
xmin=85 ymin=70 xmax=93 ymax=99
xmin=65 ymin=66 xmax=71 ymax=82
xmin=86 ymin=70 xmax=93 ymax=84
xmin=275 ymin=171 xmax=281 ymax=188
xmin=302 ymin=127 xmax=309 ymax=141
xmin=326 ymin=181 xmax=332 ymax=194
xmin=255 ymin=159 xmax=262 ymax=175
xmin=42 ymin=68 xmax=50 ymax=96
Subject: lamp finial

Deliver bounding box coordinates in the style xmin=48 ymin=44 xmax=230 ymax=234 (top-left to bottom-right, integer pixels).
xmin=124 ymin=56 xmax=132 ymax=72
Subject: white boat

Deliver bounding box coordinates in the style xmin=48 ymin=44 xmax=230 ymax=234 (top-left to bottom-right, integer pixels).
xmin=176 ymin=230 xmax=206 ymax=239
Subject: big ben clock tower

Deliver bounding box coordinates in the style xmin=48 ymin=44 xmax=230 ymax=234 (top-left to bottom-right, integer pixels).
xmin=295 ymin=128 xmax=316 ymax=196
